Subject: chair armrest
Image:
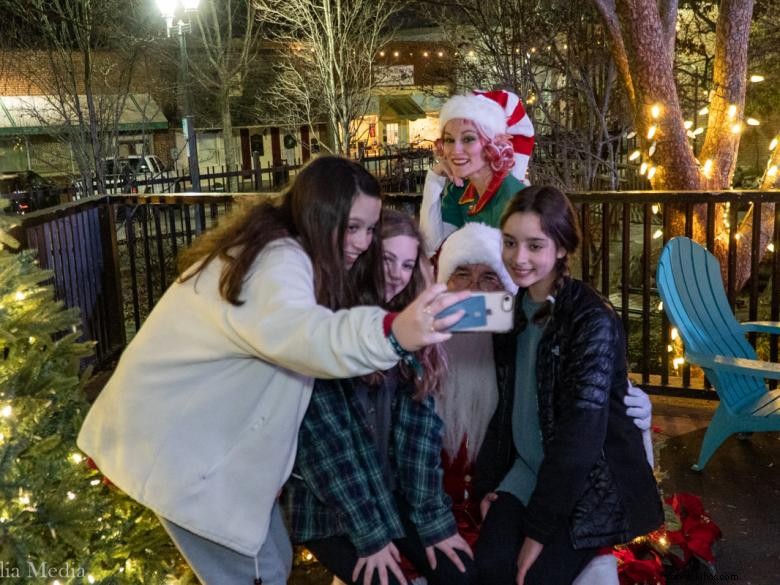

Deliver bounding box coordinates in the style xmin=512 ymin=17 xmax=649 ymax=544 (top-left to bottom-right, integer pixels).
xmin=741 ymin=321 xmax=780 ymax=335
xmin=686 ymin=351 xmax=780 ymax=380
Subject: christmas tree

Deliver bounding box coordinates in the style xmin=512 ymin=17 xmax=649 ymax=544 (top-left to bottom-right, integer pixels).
xmin=0 ymin=207 xmax=192 ymax=584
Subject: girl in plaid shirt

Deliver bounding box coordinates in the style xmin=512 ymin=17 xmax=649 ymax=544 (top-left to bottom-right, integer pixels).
xmin=283 ymin=210 xmax=474 ymax=585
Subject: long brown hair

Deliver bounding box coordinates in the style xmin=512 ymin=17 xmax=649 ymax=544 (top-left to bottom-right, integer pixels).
xmin=178 ymin=156 xmax=384 ymax=310
xmin=500 ymin=185 xmax=581 ymax=324
xmin=372 ymin=208 xmax=447 ymax=400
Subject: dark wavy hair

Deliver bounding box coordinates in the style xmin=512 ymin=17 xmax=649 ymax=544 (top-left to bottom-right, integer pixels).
xmin=500 ymin=185 xmax=581 ymax=324
xmin=366 ymin=209 xmax=447 ymax=400
xmin=435 ymin=119 xmax=515 ymax=175
xmin=178 ymin=156 xmax=384 ymax=310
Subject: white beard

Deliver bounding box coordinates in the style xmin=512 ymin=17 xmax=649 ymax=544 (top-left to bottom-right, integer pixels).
xmin=436 ymin=333 xmax=499 ymax=464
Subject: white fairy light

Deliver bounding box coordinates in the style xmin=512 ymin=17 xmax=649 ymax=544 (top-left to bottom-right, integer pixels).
xmin=629 ymin=150 xmax=641 ymax=161
xmin=746 ymin=118 xmax=760 ymax=126
xmin=684 ymin=120 xmax=693 ymax=129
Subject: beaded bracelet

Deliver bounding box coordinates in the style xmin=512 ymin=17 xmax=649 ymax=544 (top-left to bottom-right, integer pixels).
xmin=386 ymin=330 xmax=424 ymax=380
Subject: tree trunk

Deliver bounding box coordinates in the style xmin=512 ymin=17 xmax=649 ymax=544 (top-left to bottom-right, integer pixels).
xmin=220 ymin=91 xmax=238 ymax=192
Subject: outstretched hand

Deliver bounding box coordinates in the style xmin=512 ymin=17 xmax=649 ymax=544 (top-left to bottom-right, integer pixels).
xmin=352 ymin=542 xmax=407 ymax=585
xmin=515 ymin=537 xmax=544 ymax=585
xmin=425 ymin=532 xmax=473 ymax=572
xmin=392 ymin=284 xmax=469 ymax=351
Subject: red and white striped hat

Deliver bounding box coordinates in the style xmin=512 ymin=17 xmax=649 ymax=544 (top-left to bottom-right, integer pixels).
xmin=438 ymin=89 xmax=535 ymax=182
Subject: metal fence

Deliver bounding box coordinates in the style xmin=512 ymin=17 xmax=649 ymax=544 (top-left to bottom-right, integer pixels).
xmin=11 ymin=189 xmax=780 ymax=399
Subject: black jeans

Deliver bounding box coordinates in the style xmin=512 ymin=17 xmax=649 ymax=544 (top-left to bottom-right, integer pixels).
xmin=305 ymin=495 xmax=475 ymax=585
xmin=474 ymin=492 xmax=596 ymax=585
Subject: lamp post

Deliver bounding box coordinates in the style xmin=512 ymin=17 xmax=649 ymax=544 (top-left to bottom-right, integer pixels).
xmin=156 ymin=0 xmax=202 ymax=193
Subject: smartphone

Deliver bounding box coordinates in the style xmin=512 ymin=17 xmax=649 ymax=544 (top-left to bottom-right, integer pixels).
xmin=435 ymin=292 xmax=515 ymax=332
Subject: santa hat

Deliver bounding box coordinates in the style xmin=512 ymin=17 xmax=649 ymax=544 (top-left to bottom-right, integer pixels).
xmin=438 ymin=89 xmax=535 ymax=183
xmin=436 ymin=223 xmax=518 ymax=294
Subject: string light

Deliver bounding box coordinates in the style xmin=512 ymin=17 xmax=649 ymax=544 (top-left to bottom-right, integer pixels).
xmin=769 ymin=138 xmax=778 ymax=151
xmin=1 ymin=405 xmax=11 ymax=418
xmin=746 ymin=118 xmax=760 ymax=126
xmin=702 ymin=159 xmax=713 ymax=178
xmin=671 ymin=328 xmax=679 ymax=340
xmin=750 ymin=74 xmax=765 ymax=82
xmin=768 ymin=243 xmax=776 ymax=252
xmin=648 ymin=143 xmax=657 ymax=157
xmin=70 ymin=453 xmax=84 ymax=465
xmin=392 ymin=51 xmax=399 ymax=57
xmin=437 ymin=51 xmax=443 ymax=57
xmin=673 ymin=357 xmax=684 ymax=369
xmin=731 ymin=122 xmax=742 ymax=134
xmin=658 ymin=301 xmax=663 ymax=311
xmin=727 ymin=104 xmax=737 ymax=119
xmin=647 ymin=125 xmax=657 ymax=140
xmin=626 ymin=131 xmax=637 ymax=139
xmin=768 ymin=165 xmax=778 ymax=177
xmin=648 ymin=166 xmax=657 ymax=180
xmin=422 ymin=51 xmax=428 ymax=57
xmin=652 ymin=204 xmax=660 ymax=214
xmin=693 ymin=127 xmax=704 ymax=136
xmin=379 ymin=51 xmax=385 ymax=57
xmin=15 ymin=291 xmax=26 ymax=301
xmin=640 ymin=162 xmax=648 ymax=175
xmin=653 ymin=228 xmax=663 ymax=239
xmin=66 ymin=491 xmax=77 ymax=501
xmin=683 ymin=120 xmax=693 ymax=129
xmin=629 ymin=150 xmax=641 ymax=161
xmin=650 ymin=104 xmax=662 ymax=119
xmin=699 ymin=106 xmax=709 ymax=116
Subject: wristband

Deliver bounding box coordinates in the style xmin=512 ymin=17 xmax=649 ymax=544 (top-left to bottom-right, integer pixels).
xmin=386 ymin=330 xmax=424 ymax=381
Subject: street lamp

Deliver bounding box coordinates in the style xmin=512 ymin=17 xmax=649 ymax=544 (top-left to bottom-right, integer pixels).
xmin=155 ymin=0 xmax=202 ymax=193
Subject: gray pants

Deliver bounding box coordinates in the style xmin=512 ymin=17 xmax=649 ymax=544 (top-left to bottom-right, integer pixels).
xmin=159 ymin=503 xmax=293 ymax=585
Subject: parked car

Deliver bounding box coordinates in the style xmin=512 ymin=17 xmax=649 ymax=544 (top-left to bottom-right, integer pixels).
xmin=0 ymin=170 xmax=61 ymax=214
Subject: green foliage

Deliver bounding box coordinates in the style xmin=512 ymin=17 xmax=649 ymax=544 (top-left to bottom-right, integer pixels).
xmin=0 ymin=211 xmax=192 ymax=584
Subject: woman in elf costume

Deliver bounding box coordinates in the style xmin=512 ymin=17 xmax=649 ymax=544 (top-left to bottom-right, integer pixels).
xmin=419 ymin=89 xmax=534 ymax=256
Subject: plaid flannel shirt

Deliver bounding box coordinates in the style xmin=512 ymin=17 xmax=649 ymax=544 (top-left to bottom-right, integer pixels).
xmin=282 ymin=374 xmax=456 ymax=557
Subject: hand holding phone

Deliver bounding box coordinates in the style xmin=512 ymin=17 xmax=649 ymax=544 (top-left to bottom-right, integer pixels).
xmin=435 ymin=291 xmax=515 ymax=332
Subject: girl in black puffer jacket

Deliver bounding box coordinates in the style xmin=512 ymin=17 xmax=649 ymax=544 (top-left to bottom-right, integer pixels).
xmin=473 ymin=186 xmax=663 ymax=585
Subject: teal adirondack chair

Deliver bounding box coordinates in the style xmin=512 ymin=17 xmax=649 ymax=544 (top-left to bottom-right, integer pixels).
xmin=656 ymin=237 xmax=780 ymax=470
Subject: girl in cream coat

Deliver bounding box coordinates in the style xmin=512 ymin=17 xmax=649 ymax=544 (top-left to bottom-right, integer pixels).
xmin=78 ymin=157 xmax=468 ymax=585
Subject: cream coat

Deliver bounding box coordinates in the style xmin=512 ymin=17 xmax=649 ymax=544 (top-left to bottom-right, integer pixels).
xmin=78 ymin=238 xmax=398 ymax=556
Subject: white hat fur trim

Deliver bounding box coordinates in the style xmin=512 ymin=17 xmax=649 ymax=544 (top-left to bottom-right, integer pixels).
xmin=436 ymin=223 xmax=518 ymax=294
xmin=438 ymin=94 xmax=506 ymax=139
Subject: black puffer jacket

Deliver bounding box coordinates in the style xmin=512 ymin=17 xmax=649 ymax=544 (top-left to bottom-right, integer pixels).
xmin=474 ymin=278 xmax=663 ymax=549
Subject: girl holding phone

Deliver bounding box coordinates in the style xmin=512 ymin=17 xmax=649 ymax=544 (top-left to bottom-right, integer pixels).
xmin=77 ymin=159 xmax=468 ymax=585
xmin=474 ymin=186 xmax=664 ymax=585
xmin=284 ymin=209 xmax=474 ymax=585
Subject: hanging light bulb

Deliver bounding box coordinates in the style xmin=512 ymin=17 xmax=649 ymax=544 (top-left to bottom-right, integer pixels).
xmin=647 ymin=125 xmax=657 ymax=140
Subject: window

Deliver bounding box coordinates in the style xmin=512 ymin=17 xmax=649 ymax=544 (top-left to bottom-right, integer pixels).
xmin=385 ymin=123 xmax=399 ymax=145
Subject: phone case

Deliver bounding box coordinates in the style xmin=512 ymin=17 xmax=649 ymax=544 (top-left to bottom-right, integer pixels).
xmin=436 ymin=292 xmax=515 ymax=332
